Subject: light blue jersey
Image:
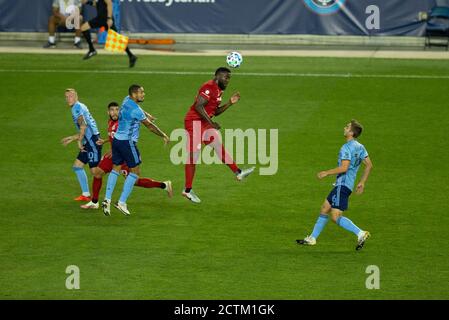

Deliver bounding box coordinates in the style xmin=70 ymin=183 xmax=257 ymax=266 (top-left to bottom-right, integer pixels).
xmin=335 ymin=139 xmax=368 ymax=191
xmin=114 ymin=96 xmax=147 ymax=142
xmin=71 ymin=101 xmax=99 ymax=141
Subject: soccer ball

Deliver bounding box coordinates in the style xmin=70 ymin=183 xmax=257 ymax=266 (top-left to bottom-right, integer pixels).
xmin=226 ymin=51 xmax=243 ymax=68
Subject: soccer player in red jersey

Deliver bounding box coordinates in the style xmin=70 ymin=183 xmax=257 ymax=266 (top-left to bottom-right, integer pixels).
xmin=182 ymin=67 xmax=255 ymax=203
xmin=81 ymin=102 xmax=172 ymax=209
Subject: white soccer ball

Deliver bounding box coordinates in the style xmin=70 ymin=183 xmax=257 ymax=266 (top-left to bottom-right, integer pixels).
xmin=226 ymin=51 xmax=243 ymax=68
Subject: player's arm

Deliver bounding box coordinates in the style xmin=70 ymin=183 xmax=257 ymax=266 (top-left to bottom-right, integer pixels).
xmin=194 ymin=95 xmax=220 ymax=129
xmin=76 ymin=115 xmax=87 ymax=152
xmin=355 ymin=157 xmax=373 ymax=194
xmin=96 ymin=138 xmax=110 ymax=146
xmin=142 ymin=109 xmax=157 ymax=122
xmin=141 ymin=118 xmax=170 ymax=145
xmin=215 ymin=92 xmax=241 ymax=116
xmin=61 ymin=134 xmax=80 ymax=146
xmin=317 ymin=160 xmax=350 ymax=179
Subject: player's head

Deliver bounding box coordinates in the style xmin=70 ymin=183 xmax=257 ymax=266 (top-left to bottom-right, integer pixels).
xmin=107 ymin=101 xmax=119 ymax=121
xmin=214 ymin=67 xmax=232 ymax=90
xmin=65 ymin=88 xmax=78 ymax=106
xmin=129 ymin=84 xmax=145 ymax=103
xmin=344 ymin=119 xmax=363 ymax=138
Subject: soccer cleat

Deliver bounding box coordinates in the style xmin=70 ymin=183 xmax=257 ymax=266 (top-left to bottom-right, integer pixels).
xmin=101 ymin=199 xmax=111 ymax=216
xmin=182 ymin=189 xmax=201 ymax=204
xmin=74 ymin=41 xmax=83 ymax=49
xmin=83 ymin=50 xmax=97 ymax=60
xmin=236 ymin=166 xmax=256 ymax=181
xmin=114 ymin=201 xmax=131 ymax=216
xmin=356 ymin=231 xmax=371 ymax=251
xmin=296 ymin=235 xmax=317 ymax=246
xmin=74 ymin=195 xmax=91 ymax=202
xmin=129 ymin=55 xmax=138 ymax=68
xmin=80 ymin=201 xmax=99 ymax=210
xmin=164 ymin=181 xmax=173 ymax=198
xmin=43 ymin=42 xmax=56 ymax=49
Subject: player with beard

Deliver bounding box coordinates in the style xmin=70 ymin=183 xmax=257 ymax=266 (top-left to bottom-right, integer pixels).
xmin=182 ymin=67 xmax=255 ymax=204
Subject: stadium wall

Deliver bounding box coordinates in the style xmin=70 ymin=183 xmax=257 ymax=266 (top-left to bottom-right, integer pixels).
xmin=0 ymin=0 xmax=448 ymax=36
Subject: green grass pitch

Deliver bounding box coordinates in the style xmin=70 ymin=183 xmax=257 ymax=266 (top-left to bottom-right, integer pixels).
xmin=0 ymin=53 xmax=448 ymax=299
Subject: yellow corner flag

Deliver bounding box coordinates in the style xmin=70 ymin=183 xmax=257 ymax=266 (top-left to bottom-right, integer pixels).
xmin=105 ymin=29 xmax=129 ymax=53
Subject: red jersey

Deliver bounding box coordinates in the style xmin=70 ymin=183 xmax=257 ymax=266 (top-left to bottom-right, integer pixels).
xmin=185 ymin=80 xmax=223 ymax=122
xmin=108 ymin=119 xmax=119 ymax=143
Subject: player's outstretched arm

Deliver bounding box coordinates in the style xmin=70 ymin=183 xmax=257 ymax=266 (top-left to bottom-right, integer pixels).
xmin=355 ymin=156 xmax=373 ymax=194
xmin=61 ymin=134 xmax=80 ymax=146
xmin=215 ymin=92 xmax=241 ymax=116
xmin=142 ymin=118 xmax=170 ymax=145
xmin=317 ymin=160 xmax=350 ymax=179
xmin=96 ymin=138 xmax=109 ymax=146
xmin=142 ymin=109 xmax=157 ymax=122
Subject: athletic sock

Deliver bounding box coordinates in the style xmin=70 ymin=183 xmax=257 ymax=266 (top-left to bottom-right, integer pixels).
xmin=92 ymin=177 xmax=103 ymax=203
xmin=105 ymin=170 xmax=119 ymax=201
xmin=72 ymin=167 xmax=89 ymax=195
xmin=74 ymin=36 xmax=81 ymax=44
xmin=119 ymin=173 xmax=139 ymax=203
xmin=336 ymin=216 xmax=362 ymax=236
xmin=135 ymin=178 xmax=164 ymax=189
xmin=49 ymin=36 xmax=55 ymax=43
xmin=185 ymin=163 xmax=196 ymax=190
xmin=311 ymin=213 xmax=330 ymax=239
xmin=125 ymin=46 xmax=133 ymax=58
xmin=82 ymin=30 xmax=95 ymax=51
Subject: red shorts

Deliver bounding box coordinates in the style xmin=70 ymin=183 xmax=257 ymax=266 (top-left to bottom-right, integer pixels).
xmin=98 ymin=154 xmax=130 ymax=176
xmin=184 ymin=120 xmax=220 ymax=152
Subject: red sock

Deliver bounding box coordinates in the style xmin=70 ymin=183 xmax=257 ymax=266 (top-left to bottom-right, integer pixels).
xmin=92 ymin=177 xmax=102 ymax=203
xmin=136 ymin=178 xmax=163 ymax=188
xmin=217 ymin=143 xmax=239 ymax=173
xmin=185 ymin=163 xmax=196 ymax=189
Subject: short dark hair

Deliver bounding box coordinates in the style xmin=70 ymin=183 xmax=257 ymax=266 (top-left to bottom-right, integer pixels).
xmin=215 ymin=67 xmax=231 ymax=76
xmin=108 ymin=101 xmax=119 ymax=109
xmin=350 ymin=119 xmax=363 ymax=138
xmin=129 ymin=84 xmax=142 ymax=96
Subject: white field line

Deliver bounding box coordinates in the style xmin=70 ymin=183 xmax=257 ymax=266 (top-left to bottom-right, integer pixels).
xmin=1 ymin=47 xmax=449 ymax=60
xmin=0 ymin=68 xmax=448 ymax=79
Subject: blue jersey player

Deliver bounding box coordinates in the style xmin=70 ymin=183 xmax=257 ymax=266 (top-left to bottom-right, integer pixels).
xmin=297 ymin=120 xmax=373 ymax=251
xmin=61 ymin=88 xmax=102 ymax=202
xmin=101 ymin=84 xmax=170 ymax=216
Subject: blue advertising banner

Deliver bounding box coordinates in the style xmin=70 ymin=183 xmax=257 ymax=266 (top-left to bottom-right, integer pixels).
xmin=0 ymin=0 xmax=446 ymax=36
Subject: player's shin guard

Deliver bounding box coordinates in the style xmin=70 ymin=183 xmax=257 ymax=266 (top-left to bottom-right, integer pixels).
xmin=136 ymin=178 xmax=164 ymax=189
xmin=82 ymin=30 xmax=95 ymax=52
xmin=105 ymin=170 xmax=120 ymax=201
xmin=336 ymin=216 xmax=362 ymax=236
xmin=72 ymin=167 xmax=90 ymax=196
xmin=311 ymin=214 xmax=329 ymax=239
xmin=119 ymin=173 xmax=139 ymax=203
xmin=92 ymin=177 xmax=103 ymax=203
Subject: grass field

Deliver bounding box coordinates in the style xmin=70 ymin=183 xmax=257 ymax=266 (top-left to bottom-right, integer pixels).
xmin=0 ymin=53 xmax=448 ymax=299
